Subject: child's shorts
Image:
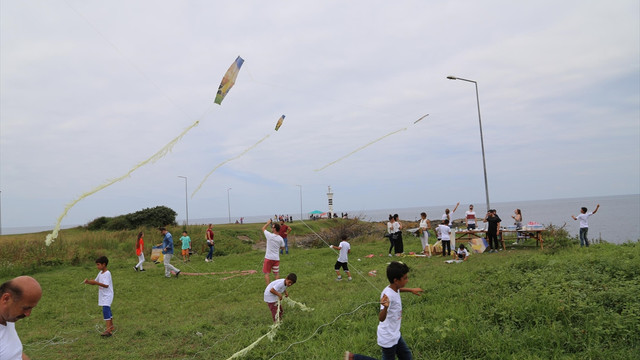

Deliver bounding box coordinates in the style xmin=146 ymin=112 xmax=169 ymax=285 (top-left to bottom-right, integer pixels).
xmin=102 ymin=306 xmax=113 ymax=320
xmin=334 ymin=261 xmax=349 ymax=271
xmin=263 ymin=259 xmax=280 ymax=274
xmin=182 ymin=249 xmax=189 ymax=256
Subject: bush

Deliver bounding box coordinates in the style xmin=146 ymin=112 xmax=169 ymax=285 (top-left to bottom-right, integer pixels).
xmin=86 ymin=206 xmax=177 ymax=231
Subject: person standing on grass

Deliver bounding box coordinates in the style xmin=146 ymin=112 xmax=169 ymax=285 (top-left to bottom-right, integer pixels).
xmin=160 ymin=227 xmax=181 ymax=278
xmin=438 ymin=219 xmax=452 ymax=257
xmin=205 ymin=224 xmax=215 ymax=262
xmin=419 ymin=212 xmax=432 ymax=257
xmin=0 ymin=276 xmax=42 ymax=360
xmin=134 ymin=232 xmax=145 ymax=271
xmin=572 ymin=204 xmax=600 ymax=247
xmin=84 ymin=256 xmax=115 ymax=337
xmin=262 ymin=219 xmax=285 ymax=285
xmin=465 ymin=204 xmax=477 ymax=230
xmin=330 ymin=234 xmax=352 ymax=281
xmin=392 ymin=214 xmax=404 ymax=256
xmin=180 ymin=231 xmax=191 ymax=262
xmin=483 ymin=210 xmax=502 ymax=253
xmin=263 ymin=273 xmax=297 ymax=323
xmin=278 ymin=219 xmax=292 ymax=255
xmin=345 ymin=261 xmax=423 ymax=360
xmin=385 ymin=215 xmax=395 ymax=256
xmin=442 ymin=202 xmax=460 ymax=225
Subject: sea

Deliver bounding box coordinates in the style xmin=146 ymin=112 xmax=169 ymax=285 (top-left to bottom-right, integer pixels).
xmin=3 ymin=194 xmax=638 ymax=244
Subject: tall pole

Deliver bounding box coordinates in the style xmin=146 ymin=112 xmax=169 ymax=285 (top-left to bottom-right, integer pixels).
xmin=177 ymin=176 xmax=188 ymax=226
xmin=447 ymin=76 xmax=491 ymax=212
xmin=227 ymin=188 xmax=232 ymax=224
xmin=296 ymin=185 xmax=302 ymax=221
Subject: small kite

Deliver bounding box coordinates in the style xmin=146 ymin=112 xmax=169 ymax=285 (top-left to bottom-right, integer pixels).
xmin=214 ymin=56 xmax=244 ymax=105
xmin=274 ymin=115 xmax=285 ymax=131
xmin=414 ymin=114 xmax=429 ymax=124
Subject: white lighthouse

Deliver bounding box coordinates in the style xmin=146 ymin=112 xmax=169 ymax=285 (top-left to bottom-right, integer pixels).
xmin=327 ymin=186 xmax=334 ymax=218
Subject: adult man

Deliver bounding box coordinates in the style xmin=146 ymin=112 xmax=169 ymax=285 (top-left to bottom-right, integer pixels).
xmin=572 ymin=204 xmax=600 ymax=247
xmin=465 ymin=205 xmax=477 ymax=230
xmin=262 ymin=219 xmax=285 ymax=285
xmin=160 ymin=227 xmax=181 ymax=278
xmin=278 ymin=219 xmax=292 ymax=255
xmin=0 ymin=276 xmax=43 ymax=360
xmin=483 ymin=210 xmax=502 ymax=253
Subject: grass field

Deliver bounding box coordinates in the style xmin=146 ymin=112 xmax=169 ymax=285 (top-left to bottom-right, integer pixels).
xmin=2 ymin=220 xmax=639 ymax=359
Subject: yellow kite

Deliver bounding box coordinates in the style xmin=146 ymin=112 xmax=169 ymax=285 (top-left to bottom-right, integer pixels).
xmin=214 ymin=56 xmax=244 ymax=104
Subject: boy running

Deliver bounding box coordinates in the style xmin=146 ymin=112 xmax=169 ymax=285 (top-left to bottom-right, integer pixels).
xmin=329 ymin=234 xmax=352 ymax=281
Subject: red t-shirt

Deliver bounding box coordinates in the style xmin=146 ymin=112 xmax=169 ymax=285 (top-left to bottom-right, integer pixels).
xmin=136 ymin=238 xmax=144 ymax=256
xmin=278 ymin=224 xmax=290 ymax=238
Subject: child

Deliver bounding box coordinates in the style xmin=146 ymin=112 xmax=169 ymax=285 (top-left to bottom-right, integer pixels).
xmin=452 ymin=244 xmax=469 ymax=261
xmin=84 ymin=256 xmax=114 ymax=337
xmin=134 ymin=232 xmax=145 ymax=271
xmin=329 ymin=234 xmax=352 ymax=281
xmin=437 ymin=219 xmax=452 ymax=257
xmin=263 ymin=273 xmax=297 ymax=322
xmin=571 ymin=204 xmax=600 ymax=247
xmin=346 ymin=261 xmax=423 ymax=359
xmin=180 ymin=231 xmax=191 ymax=262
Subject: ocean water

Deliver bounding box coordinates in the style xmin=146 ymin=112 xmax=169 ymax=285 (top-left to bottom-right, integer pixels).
xmin=3 ymin=194 xmax=638 ymax=244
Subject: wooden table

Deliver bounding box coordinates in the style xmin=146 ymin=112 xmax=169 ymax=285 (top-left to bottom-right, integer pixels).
xmin=453 ymin=228 xmax=545 ymax=250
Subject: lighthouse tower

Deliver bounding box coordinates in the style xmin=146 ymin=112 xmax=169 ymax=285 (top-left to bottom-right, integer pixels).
xmin=327 ymin=186 xmax=334 ymax=218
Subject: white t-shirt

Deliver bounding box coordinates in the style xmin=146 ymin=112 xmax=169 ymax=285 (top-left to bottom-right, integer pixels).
xmin=438 ymin=224 xmax=451 ymax=240
xmin=263 ymin=278 xmax=288 ymax=303
xmin=576 ymin=213 xmax=593 ymax=228
xmin=264 ymin=230 xmax=285 ymax=261
xmin=337 ymin=241 xmax=350 ymax=263
xmin=441 ymin=213 xmax=448 ymax=221
xmin=457 ymin=248 xmax=470 ymax=257
xmin=377 ymin=286 xmax=402 ymax=348
xmin=465 ymin=211 xmax=476 ymax=224
xmin=95 ymin=270 xmax=114 ymax=307
xmin=0 ymin=321 xmax=22 ymax=360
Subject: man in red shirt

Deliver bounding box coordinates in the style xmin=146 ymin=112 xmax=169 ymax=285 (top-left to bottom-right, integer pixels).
xmin=278 ymin=220 xmax=292 ymax=255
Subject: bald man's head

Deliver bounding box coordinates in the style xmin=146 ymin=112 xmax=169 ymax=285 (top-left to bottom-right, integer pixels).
xmin=0 ymin=276 xmax=42 ymax=325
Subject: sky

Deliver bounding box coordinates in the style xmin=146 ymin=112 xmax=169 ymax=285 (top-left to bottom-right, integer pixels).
xmin=1 ymin=1 xmax=639 ymax=230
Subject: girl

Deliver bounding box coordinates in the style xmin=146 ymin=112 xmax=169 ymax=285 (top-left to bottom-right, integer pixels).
xmin=419 ymin=212 xmax=432 ymax=257
xmin=134 ymin=232 xmax=145 ymax=271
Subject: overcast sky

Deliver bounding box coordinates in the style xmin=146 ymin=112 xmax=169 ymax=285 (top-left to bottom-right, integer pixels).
xmin=1 ymin=1 xmax=638 ymax=229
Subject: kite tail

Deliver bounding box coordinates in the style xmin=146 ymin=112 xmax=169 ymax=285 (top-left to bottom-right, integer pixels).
xmin=315 ymin=127 xmax=407 ymax=172
xmin=226 ymin=301 xmax=283 ymax=360
xmin=191 ymin=134 xmax=270 ymax=198
xmin=45 ymin=120 xmax=201 ymax=246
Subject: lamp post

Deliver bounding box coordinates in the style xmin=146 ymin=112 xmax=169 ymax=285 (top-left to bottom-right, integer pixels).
xmin=447 ymin=75 xmax=491 ymax=212
xmin=177 ymin=176 xmax=189 ymax=226
xmin=227 ymin=188 xmax=232 ymax=224
xmin=296 ymin=185 xmax=302 ymax=221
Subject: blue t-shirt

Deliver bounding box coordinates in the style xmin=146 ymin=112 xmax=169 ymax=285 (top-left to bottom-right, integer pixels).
xmin=180 ymin=236 xmax=191 ymax=250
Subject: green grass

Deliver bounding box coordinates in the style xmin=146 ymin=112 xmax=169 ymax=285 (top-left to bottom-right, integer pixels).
xmin=2 ymin=221 xmax=639 ymax=359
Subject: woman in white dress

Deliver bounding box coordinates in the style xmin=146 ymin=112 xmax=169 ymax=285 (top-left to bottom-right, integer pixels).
xmin=419 ymin=212 xmax=432 ymax=257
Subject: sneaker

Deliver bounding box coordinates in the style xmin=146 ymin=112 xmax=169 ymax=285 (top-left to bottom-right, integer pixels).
xmin=348 ymin=277 xmax=352 ymax=281
xmin=336 ymin=277 xmax=342 ymax=281
xmin=176 ymin=271 xmax=181 ymax=278
xmin=205 ymin=259 xmax=209 ymax=262
xmin=133 ymin=266 xmax=138 ymax=272
xmin=140 ymin=269 xmax=146 ymax=272
xmin=388 ymin=254 xmax=392 ymax=257
xmin=100 ymin=331 xmax=112 ymax=337
xmin=344 ymin=351 xmax=352 ymax=360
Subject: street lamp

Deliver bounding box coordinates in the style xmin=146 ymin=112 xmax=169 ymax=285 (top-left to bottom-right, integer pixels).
xmin=227 ymin=188 xmax=232 ymax=224
xmin=296 ymin=185 xmax=302 ymax=221
xmin=447 ymin=75 xmax=491 ymax=212
xmin=177 ymin=176 xmax=189 ymax=226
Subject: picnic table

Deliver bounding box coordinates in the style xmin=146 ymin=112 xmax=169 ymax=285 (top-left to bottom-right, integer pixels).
xmin=454 ymin=228 xmax=545 ymax=250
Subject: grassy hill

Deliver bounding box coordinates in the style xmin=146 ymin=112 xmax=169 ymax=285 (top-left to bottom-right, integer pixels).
xmin=1 ymin=220 xmax=638 ymax=359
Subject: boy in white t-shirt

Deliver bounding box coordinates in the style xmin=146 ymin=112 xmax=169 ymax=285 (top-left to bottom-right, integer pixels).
xmin=346 ymin=261 xmax=423 ymax=360
xmin=84 ymin=256 xmax=114 ymax=337
xmin=465 ymin=204 xmax=477 ymax=230
xmin=263 ymin=273 xmax=297 ymax=322
xmin=571 ymin=204 xmax=600 ymax=247
xmin=262 ymin=219 xmax=286 ymax=285
xmin=329 ymin=234 xmax=352 ymax=281
xmin=437 ymin=219 xmax=452 ymax=257
xmin=453 ymin=244 xmax=470 ymax=261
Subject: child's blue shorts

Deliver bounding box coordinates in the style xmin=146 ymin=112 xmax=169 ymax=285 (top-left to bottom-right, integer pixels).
xmin=102 ymin=306 xmax=113 ymax=320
